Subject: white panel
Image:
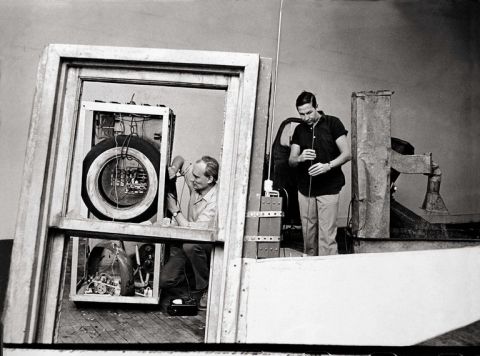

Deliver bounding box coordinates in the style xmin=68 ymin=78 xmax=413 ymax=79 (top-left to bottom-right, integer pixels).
xmin=244 ymin=246 xmax=480 ymax=346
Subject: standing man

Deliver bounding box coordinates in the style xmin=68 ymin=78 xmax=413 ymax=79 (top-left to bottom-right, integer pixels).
xmin=288 ymin=91 xmax=351 ymax=256
xmin=160 ymin=155 xmax=219 ymax=309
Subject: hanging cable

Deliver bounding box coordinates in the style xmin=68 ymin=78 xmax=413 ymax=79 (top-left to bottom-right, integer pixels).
xmin=113 ymin=134 xmax=119 ymax=222
xmin=265 ymin=0 xmax=285 ymax=194
xmin=304 ymin=122 xmax=316 ymax=255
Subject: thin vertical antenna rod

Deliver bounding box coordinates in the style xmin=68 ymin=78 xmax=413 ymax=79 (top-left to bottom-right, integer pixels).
xmin=267 ymin=0 xmax=285 ymax=182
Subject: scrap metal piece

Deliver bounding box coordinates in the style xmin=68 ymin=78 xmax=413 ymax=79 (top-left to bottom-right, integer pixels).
xmin=244 ymin=235 xmax=281 ymax=242
xmin=422 ymin=161 xmax=448 ymax=214
xmin=246 ymin=211 xmax=284 ymax=218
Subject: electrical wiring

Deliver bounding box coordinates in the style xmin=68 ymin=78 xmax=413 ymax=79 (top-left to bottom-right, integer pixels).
xmin=304 ymin=121 xmax=316 ymax=255
xmin=171 ymin=171 xmax=188 ymax=218
xmin=113 ymin=134 xmax=119 ymax=221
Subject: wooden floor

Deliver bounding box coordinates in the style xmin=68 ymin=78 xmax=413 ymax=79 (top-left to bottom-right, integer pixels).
xmin=55 ymin=239 xmax=207 ymax=344
xmin=55 ymin=237 xmax=304 ymax=344
xmin=56 ymin=300 xmax=206 ymax=344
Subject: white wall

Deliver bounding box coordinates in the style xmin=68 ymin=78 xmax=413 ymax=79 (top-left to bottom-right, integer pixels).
xmin=243 ymin=246 xmax=480 ymax=346
xmin=0 ymin=0 xmax=479 ymax=239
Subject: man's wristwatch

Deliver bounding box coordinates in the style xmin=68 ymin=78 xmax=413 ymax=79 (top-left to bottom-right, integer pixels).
xmin=172 ymin=210 xmax=180 ymax=218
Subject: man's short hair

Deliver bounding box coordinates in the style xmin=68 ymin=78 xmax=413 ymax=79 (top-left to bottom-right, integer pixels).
xmin=197 ymin=155 xmax=219 ymax=183
xmin=296 ymin=91 xmax=317 ymax=108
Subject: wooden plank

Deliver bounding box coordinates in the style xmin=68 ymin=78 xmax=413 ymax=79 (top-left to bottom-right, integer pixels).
xmin=74 ymin=59 xmax=243 ymax=78
xmin=127 ymin=314 xmax=161 ymax=343
xmin=215 ymin=55 xmax=261 ymax=343
xmin=150 ymin=313 xmax=185 ymax=341
xmin=151 ymin=312 xmax=200 ymax=341
xmin=220 ymin=58 xmax=272 ymax=343
xmin=83 ymin=312 xmax=129 ymax=344
xmin=68 ymin=104 xmax=86 ymax=218
xmin=29 ymin=61 xmax=72 ymax=343
xmin=236 ymin=259 xmax=252 ymax=343
xmin=70 ymin=295 xmax=159 ymax=304
xmin=73 ymin=284 xmax=160 ymax=304
xmin=68 ymin=93 xmax=92 ymax=218
xmin=152 ymin=243 xmax=163 ymax=300
xmin=68 ymin=88 xmax=96 ymax=302
xmin=420 ymin=212 xmax=480 ymax=225
xmin=52 ymin=44 xmax=260 ymax=69
xmin=390 ymin=150 xmax=432 ymax=174
xmin=36 ymin=232 xmax=69 ymax=342
xmin=75 ymin=310 xmax=118 ymax=343
xmin=29 ymin=57 xmax=76 ymax=342
xmin=208 ymin=56 xmax=270 ymax=342
xmin=82 ymin=101 xmax=170 ymax=116
xmin=216 ymin=76 xmax=240 ymax=243
xmin=33 ymin=64 xmax=85 ymax=343
xmin=53 ymin=217 xmax=215 ymax=242
xmin=2 ymin=46 xmax=61 ymax=343
xmin=70 ymin=237 xmax=79 ymax=296
xmin=204 ymin=243 xmax=224 ymax=342
xmin=79 ymin=67 xmax=230 ymax=89
xmin=205 ymin=74 xmax=243 ymax=342
xmin=243 ymin=57 xmax=273 ymax=259
xmin=32 ymin=67 xmax=83 ymax=344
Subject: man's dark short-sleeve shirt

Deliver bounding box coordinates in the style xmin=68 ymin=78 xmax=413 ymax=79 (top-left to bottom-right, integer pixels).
xmin=291 ymin=112 xmax=348 ymax=196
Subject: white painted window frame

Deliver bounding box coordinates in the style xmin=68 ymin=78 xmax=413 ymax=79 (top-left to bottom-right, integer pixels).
xmin=2 ymin=44 xmax=259 ymax=344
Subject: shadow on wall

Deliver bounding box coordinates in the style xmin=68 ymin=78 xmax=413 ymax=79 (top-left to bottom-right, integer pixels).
xmin=0 ymin=239 xmax=13 ymax=318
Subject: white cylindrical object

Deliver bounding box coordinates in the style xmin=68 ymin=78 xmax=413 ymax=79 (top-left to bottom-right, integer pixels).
xmin=264 ymin=179 xmax=273 ymax=193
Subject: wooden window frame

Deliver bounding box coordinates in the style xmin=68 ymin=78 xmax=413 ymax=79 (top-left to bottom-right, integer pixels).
xmin=3 ymin=44 xmax=260 ymax=344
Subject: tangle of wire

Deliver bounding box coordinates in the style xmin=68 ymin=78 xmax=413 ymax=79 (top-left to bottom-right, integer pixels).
xmin=346 ymin=194 xmax=367 ymax=238
xmin=167 ymin=167 xmax=188 ymax=218
xmin=95 ymin=113 xmax=152 ymax=141
xmin=112 ymin=130 xmax=135 ymax=221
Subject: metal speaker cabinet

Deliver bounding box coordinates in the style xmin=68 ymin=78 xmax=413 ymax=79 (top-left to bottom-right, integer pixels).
xmin=70 ymin=101 xmax=175 ymax=305
xmin=79 ymin=101 xmax=175 ymax=222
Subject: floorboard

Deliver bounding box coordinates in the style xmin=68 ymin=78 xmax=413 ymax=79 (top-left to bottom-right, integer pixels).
xmin=55 ymin=238 xmax=206 ymax=344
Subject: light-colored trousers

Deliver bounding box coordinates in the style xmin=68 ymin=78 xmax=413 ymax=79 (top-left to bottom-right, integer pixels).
xmin=298 ymin=191 xmax=339 ymax=256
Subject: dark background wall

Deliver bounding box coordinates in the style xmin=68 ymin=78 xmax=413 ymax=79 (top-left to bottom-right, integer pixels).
xmin=0 ymin=240 xmax=12 ymax=314
xmin=0 ymin=0 xmax=478 ymax=244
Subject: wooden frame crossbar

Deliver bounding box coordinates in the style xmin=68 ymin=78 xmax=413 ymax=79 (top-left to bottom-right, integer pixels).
xmin=54 ymin=217 xmax=215 ymax=243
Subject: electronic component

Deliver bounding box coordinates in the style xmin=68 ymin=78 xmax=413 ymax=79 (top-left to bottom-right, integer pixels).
xmin=80 ymin=101 xmax=175 ymax=222
xmin=167 ymin=297 xmax=198 ymax=316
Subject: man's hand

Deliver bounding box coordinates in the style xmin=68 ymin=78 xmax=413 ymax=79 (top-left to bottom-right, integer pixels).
xmin=166 ymin=193 xmax=180 ymax=213
xmin=168 ymin=166 xmax=178 ymax=180
xmin=308 ymin=162 xmax=331 ymax=176
xmin=299 ymin=149 xmax=316 ymax=162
